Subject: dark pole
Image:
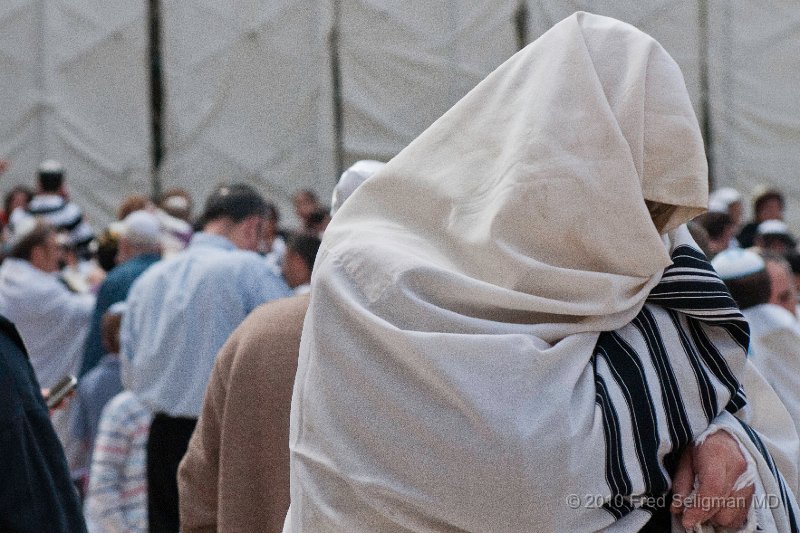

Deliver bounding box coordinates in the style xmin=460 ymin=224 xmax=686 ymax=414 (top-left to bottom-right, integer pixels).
xmin=148 ymin=0 xmax=165 ymax=200
xmin=515 ymin=1 xmax=529 ymax=51
xmin=330 ymin=0 xmax=345 ymax=179
xmin=698 ymin=0 xmax=714 ymax=189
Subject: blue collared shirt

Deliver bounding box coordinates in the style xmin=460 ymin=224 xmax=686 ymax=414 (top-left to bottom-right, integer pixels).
xmin=120 ymin=233 xmax=292 ymax=417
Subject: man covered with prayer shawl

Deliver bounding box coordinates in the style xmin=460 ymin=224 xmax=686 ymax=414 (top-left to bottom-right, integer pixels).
xmin=286 ymin=12 xmax=799 ymax=533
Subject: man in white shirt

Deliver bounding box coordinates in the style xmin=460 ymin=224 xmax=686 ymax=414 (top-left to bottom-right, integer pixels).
xmin=713 ymin=249 xmax=800 ymax=452
xmin=0 ymin=218 xmax=94 ymax=388
xmin=0 ymin=218 xmax=95 ymax=469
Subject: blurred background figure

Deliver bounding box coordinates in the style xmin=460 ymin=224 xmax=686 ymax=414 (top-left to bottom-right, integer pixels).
xmin=693 ymin=211 xmax=736 ymax=258
xmin=121 ymin=183 xmax=291 ymax=532
xmin=713 ymin=248 xmax=800 ymax=443
xmin=754 ymin=220 xmax=797 ymax=256
xmin=156 ymin=188 xmax=194 ymax=254
xmin=281 ymin=233 xmax=321 ymax=295
xmin=708 ymin=186 xmax=744 ymax=233
xmin=70 ymin=303 xmax=127 ymax=491
xmin=1 ymin=184 xmax=33 ymax=242
xmin=291 ymin=188 xmax=320 ymax=233
xmin=159 ymin=188 xmax=193 ymax=223
xmin=85 ymin=358 xmax=152 ymax=533
xmin=261 ymin=202 xmax=286 ymax=274
xmin=0 ymin=218 xmax=95 ymax=474
xmin=330 ymin=160 xmax=385 ymax=217
xmin=738 ymin=186 xmax=786 ymax=249
xmin=0 ymin=312 xmax=87 ymax=532
xmin=11 ymin=160 xmax=96 ymax=260
xmin=81 ymin=210 xmax=162 ymax=377
xmin=763 ymin=252 xmax=799 ymax=318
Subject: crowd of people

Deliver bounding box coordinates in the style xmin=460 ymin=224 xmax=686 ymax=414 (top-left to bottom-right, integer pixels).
xmin=1 ymin=11 xmax=800 ymax=533
xmin=0 ymin=156 xmax=354 ymax=532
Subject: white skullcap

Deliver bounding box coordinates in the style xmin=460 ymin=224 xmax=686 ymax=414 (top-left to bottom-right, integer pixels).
xmin=163 ymin=195 xmax=190 ymax=211
xmin=119 ymin=210 xmax=161 ymax=245
xmin=708 ymin=187 xmax=742 ymax=209
xmin=9 ymin=215 xmax=39 ymax=247
xmin=330 ymin=160 xmax=386 ymax=216
xmin=707 ymin=198 xmax=729 ymax=214
xmin=38 ymin=159 xmax=64 ymax=174
xmin=711 ymin=248 xmax=766 ymax=280
xmin=757 ymin=219 xmax=791 ymax=237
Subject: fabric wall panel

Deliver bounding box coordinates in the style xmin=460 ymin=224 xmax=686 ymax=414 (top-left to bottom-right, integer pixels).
xmin=708 ymin=0 xmax=800 ymax=228
xmin=0 ymin=0 xmax=151 ymax=228
xmin=0 ymin=1 xmax=43 ymax=184
xmin=158 ymin=0 xmax=336 ymax=227
xmin=338 ymin=0 xmax=521 ymax=169
xmin=524 ymin=1 xmax=703 ymax=121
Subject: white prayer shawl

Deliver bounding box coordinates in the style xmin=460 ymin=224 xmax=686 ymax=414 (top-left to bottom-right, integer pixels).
xmin=744 ymin=304 xmax=800 ymax=464
xmin=738 ymin=359 xmax=800 ymax=497
xmin=287 ymin=12 xmax=798 ymax=532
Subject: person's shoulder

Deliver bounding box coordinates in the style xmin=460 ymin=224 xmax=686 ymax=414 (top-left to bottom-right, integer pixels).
xmin=240 ymin=294 xmax=310 ymax=339
xmin=0 ymin=315 xmax=26 ymax=353
xmin=745 ymin=304 xmax=800 ymax=334
xmin=103 ymin=390 xmax=149 ymax=421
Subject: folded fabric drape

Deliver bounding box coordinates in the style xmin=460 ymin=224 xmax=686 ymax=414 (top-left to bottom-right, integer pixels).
xmin=285 ymin=11 xmax=798 ymax=532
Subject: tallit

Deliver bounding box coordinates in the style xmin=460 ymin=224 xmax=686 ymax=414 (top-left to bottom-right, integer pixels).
xmin=286 ymin=12 xmax=798 ymax=532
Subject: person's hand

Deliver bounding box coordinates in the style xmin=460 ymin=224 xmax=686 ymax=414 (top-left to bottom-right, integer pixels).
xmin=42 ymin=387 xmax=75 ymax=416
xmin=670 ymin=430 xmax=754 ymax=530
xmin=0 ymin=159 xmax=9 ymax=175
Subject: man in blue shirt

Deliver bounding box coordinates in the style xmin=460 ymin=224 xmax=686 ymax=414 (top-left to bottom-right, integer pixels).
xmin=80 ymin=209 xmax=163 ymax=376
xmin=121 ymin=184 xmax=291 ymax=533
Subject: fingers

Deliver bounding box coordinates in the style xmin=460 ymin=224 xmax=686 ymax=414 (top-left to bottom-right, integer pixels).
xmin=681 ymin=465 xmax=727 ymax=528
xmin=670 ymin=445 xmax=695 ymax=515
xmin=710 ymin=483 xmax=754 ymax=529
xmin=679 ymin=430 xmax=751 ymax=529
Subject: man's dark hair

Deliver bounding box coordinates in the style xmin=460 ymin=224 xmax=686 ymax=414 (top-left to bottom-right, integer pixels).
xmin=38 ymin=169 xmax=64 ymax=193
xmin=286 ymin=233 xmax=322 ymax=272
xmin=3 ymin=186 xmax=33 ymax=215
xmin=197 ymin=183 xmax=268 ymax=227
xmin=722 ymin=269 xmax=771 ymax=310
xmin=695 ymin=212 xmax=732 ymax=241
xmin=753 ymin=188 xmax=785 ymax=215
xmin=9 ymin=220 xmax=54 ymax=261
xmin=786 ymin=251 xmax=800 ymax=275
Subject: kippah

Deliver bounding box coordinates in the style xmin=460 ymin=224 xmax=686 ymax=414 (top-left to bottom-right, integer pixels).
xmin=757 ymin=219 xmax=791 ymax=236
xmin=711 ymin=249 xmax=765 ymax=280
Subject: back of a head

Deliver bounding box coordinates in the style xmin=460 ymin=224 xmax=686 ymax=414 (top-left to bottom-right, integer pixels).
xmin=120 ymin=210 xmax=162 ymax=249
xmin=160 ymin=188 xmax=193 ymax=222
xmin=286 ymin=233 xmax=322 ymax=272
xmin=198 ymin=183 xmax=268 ymax=227
xmin=711 ymin=249 xmax=771 ymax=309
xmin=331 ymin=160 xmax=386 ymax=216
xmin=752 ymin=186 xmax=785 ymax=219
xmin=37 ymin=160 xmax=65 ymax=193
xmin=695 ymin=211 xmax=733 ymax=240
xmin=8 ymin=218 xmax=54 ymax=261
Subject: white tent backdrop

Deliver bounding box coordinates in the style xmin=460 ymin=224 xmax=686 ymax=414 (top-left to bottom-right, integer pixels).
xmin=707 ymin=0 xmax=800 ymax=226
xmin=2 ymin=1 xmax=800 ymax=230
xmin=0 ymin=0 xmax=151 ymax=229
xmin=158 ymin=0 xmax=336 ymax=228
xmin=337 ymin=0 xmax=520 ymax=167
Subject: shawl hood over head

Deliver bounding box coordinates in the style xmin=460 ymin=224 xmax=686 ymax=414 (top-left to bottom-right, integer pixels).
xmin=321 ymin=11 xmax=708 ymax=342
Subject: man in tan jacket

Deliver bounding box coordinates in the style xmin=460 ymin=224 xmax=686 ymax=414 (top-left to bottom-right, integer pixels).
xmin=178 ymin=294 xmax=309 ymax=532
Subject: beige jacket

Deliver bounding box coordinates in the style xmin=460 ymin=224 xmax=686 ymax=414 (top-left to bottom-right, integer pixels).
xmin=178 ymin=294 xmax=309 ymax=533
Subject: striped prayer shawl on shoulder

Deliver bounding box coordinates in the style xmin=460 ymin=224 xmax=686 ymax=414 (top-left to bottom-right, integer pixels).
xmin=593 ymin=244 xmax=798 ymax=530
